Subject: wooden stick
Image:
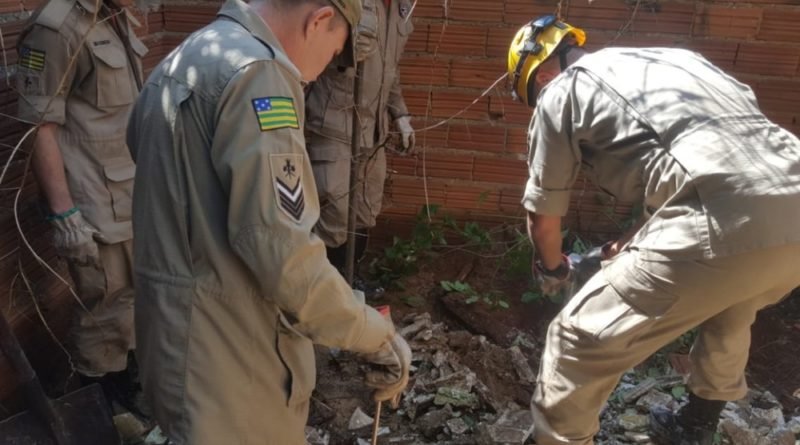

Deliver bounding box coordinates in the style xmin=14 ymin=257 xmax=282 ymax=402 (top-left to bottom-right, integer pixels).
xmin=371 ymin=400 xmax=382 ymax=445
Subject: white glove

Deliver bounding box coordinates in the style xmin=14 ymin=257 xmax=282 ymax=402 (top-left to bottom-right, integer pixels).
xmin=49 ymin=209 xmax=102 ymax=267
xmin=394 ymin=115 xmax=416 ymax=154
xmin=533 ymin=255 xmax=575 ymax=300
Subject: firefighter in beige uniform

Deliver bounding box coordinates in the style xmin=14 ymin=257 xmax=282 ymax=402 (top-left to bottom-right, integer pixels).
xmin=507 ymin=16 xmax=800 ymax=445
xmin=16 ymin=0 xmax=146 ymax=390
xmin=126 ymin=0 xmax=411 ymax=443
xmin=305 ymin=0 xmax=415 ymax=270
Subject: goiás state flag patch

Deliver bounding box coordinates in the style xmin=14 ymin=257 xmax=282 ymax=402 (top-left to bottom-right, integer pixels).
xmin=252 ymin=97 xmax=299 ymax=131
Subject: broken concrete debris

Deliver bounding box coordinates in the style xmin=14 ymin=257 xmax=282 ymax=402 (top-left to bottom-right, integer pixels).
xmin=305 ymin=426 xmax=331 ymax=445
xmin=477 ymin=409 xmax=535 ymax=445
xmin=719 ymin=390 xmax=796 ymax=445
xmin=434 ymin=387 xmax=480 ymax=409
xmin=416 ymin=405 xmax=452 ymax=438
xmin=634 ymin=389 xmax=678 ymax=413
xmin=617 ymin=410 xmax=650 ymax=432
xmin=303 ymin=313 xmax=799 ymax=445
xmin=446 ymin=417 xmax=470 ymax=435
xmin=348 ymin=407 xmax=374 ymax=430
xmin=509 ymin=346 xmax=536 ymax=384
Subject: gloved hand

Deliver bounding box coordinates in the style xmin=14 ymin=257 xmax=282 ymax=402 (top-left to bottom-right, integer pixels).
xmin=49 ymin=209 xmax=101 ymax=267
xmin=533 ymin=255 xmax=575 ymax=299
xmin=361 ymin=333 xmax=412 ymax=408
xmin=394 ymin=115 xmax=416 ymax=154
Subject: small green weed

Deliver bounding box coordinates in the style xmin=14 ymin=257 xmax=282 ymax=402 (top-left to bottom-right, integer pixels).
xmin=440 ymin=280 xmax=509 ymax=309
xmin=368 ymin=205 xmax=448 ymax=288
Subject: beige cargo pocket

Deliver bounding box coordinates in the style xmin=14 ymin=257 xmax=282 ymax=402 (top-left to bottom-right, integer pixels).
xmin=276 ymin=312 xmax=316 ymax=407
xmin=103 ymin=160 xmax=135 ymax=222
xmin=566 ymin=253 xmax=678 ymax=344
xmin=90 ymin=44 xmax=135 ymax=108
xmin=567 ymin=280 xmax=651 ymax=344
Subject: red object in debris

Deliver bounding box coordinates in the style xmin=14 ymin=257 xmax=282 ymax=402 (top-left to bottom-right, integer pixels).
xmin=375 ymin=305 xmax=391 ymax=318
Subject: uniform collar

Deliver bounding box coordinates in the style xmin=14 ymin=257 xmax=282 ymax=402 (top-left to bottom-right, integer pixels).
xmin=75 ymin=0 xmax=141 ymax=27
xmin=76 ymin=0 xmax=100 ymax=14
xmin=217 ymin=0 xmax=301 ymax=80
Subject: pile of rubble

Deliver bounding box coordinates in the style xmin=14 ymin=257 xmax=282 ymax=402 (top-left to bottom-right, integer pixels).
xmin=597 ymin=369 xmax=800 ymax=445
xmin=308 ymin=312 xmax=541 ymax=445
xmin=308 ymin=312 xmax=800 ymax=445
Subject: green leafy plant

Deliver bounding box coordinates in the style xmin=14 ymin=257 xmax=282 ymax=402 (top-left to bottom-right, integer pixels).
xmin=440 ymin=280 xmax=509 ymax=309
xmin=503 ymin=229 xmax=534 ymax=278
xmin=671 ymin=385 xmax=687 ymax=400
xmin=368 ymin=236 xmax=420 ymax=288
xmin=521 ymin=290 xmax=544 ymax=304
xmin=459 ymin=221 xmax=492 ymax=249
xmin=400 ymin=294 xmax=426 ymax=308
xmin=368 ymin=205 xmax=448 ymax=288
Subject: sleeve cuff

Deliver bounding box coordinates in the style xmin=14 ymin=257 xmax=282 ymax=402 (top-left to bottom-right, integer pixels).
xmin=18 ymin=96 xmax=66 ymax=125
xmin=347 ymin=304 xmax=395 ymax=353
xmin=521 ymin=180 xmax=572 ymax=217
xmin=389 ymin=101 xmax=409 ymax=121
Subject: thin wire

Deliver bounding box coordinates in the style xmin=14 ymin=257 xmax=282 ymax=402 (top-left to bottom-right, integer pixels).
xmin=410 ymin=72 xmax=509 ymax=134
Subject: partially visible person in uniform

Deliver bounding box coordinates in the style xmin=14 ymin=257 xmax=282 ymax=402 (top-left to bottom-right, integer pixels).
xmin=507 ymin=15 xmax=800 ymax=445
xmin=305 ymin=0 xmax=415 ymax=274
xmin=126 ymin=0 xmax=411 ymax=443
xmin=16 ymin=0 xmax=147 ymax=412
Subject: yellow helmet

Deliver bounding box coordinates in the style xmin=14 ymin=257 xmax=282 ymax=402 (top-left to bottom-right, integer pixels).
xmin=507 ymin=15 xmax=586 ymax=107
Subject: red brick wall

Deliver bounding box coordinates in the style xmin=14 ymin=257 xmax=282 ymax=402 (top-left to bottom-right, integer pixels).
xmin=1 ymin=0 xmax=799 ymax=406
xmin=383 ymin=0 xmax=800 ymax=241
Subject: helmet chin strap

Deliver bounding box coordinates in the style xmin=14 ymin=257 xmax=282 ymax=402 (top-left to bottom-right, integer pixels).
xmin=558 ymin=44 xmax=574 ymax=71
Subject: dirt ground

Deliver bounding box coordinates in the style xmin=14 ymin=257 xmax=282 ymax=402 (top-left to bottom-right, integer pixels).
xmin=308 ymin=249 xmax=800 ymax=444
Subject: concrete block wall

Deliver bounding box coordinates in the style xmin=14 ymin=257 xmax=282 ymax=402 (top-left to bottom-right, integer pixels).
xmin=0 ymin=0 xmax=798 ymax=406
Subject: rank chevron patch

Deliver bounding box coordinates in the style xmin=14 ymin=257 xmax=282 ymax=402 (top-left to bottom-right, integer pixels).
xmin=270 ymin=154 xmax=305 ymax=222
xmin=276 ymin=177 xmax=305 ymax=221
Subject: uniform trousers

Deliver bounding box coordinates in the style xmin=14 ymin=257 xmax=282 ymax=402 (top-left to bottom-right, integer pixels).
xmin=532 ymin=244 xmax=800 ymax=445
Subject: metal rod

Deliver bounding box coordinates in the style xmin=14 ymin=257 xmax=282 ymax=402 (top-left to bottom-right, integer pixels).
xmin=345 ymin=61 xmax=364 ymax=285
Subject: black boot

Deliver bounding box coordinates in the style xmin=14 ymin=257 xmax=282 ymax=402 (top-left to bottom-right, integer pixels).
xmin=326 ymin=230 xmax=369 ymax=281
xmin=326 ymin=244 xmax=348 ymax=275
xmin=650 ymin=393 xmax=725 ymax=445
xmin=80 ymin=367 xmax=150 ymax=421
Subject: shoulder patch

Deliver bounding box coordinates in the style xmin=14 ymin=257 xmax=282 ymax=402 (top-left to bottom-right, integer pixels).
xmin=270 ymin=154 xmax=305 ymax=222
xmin=19 ymin=46 xmax=46 ymax=72
xmin=252 ymin=96 xmax=299 ymax=132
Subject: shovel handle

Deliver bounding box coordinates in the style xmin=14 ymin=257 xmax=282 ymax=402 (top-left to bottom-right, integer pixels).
xmin=0 ymin=311 xmax=71 ymax=445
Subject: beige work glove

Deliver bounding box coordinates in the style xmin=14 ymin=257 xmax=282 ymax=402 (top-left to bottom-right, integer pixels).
xmin=394 ymin=115 xmax=416 ymax=154
xmin=361 ymin=333 xmax=412 ymax=408
xmin=533 ymin=255 xmax=575 ymax=300
xmin=49 ymin=209 xmax=102 ymax=267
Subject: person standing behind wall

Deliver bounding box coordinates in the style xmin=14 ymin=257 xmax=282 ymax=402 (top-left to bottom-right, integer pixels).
xmin=305 ymin=0 xmax=416 ymax=275
xmin=16 ymin=0 xmax=146 ymax=412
